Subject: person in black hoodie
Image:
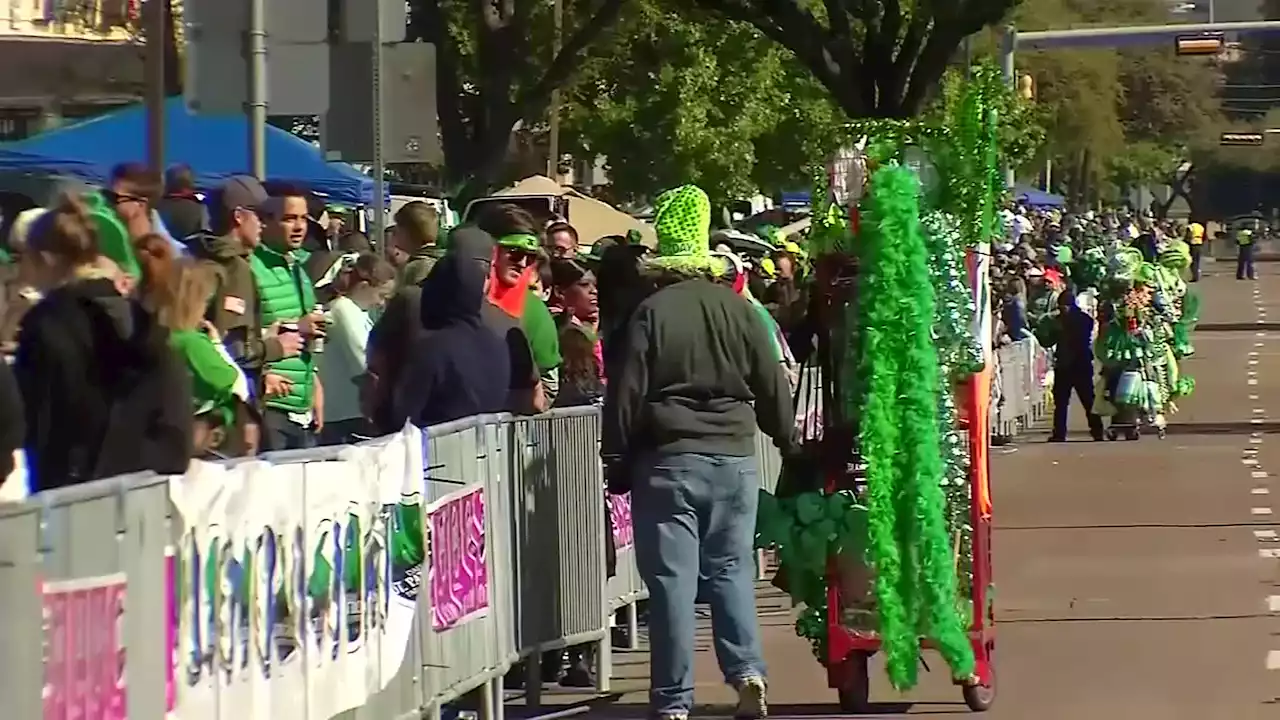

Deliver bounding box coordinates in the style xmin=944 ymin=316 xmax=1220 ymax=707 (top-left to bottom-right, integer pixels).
xmin=387 ymin=250 xmax=510 ymax=429
xmin=156 ymin=165 xmax=209 ymax=245
xmin=14 ymin=194 xmax=191 ymax=491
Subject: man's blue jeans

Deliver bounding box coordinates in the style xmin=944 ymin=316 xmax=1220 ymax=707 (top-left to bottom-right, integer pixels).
xmin=631 ymin=452 xmax=766 ymax=716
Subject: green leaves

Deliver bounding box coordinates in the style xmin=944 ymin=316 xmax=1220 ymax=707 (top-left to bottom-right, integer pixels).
xmin=561 ymin=2 xmax=845 ymax=205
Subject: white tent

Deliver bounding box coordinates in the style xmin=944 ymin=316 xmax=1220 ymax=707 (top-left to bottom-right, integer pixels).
xmin=493 ymin=175 xmax=656 ymax=248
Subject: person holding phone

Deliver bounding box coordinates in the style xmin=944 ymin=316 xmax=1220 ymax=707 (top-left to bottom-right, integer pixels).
xmin=251 ymin=187 xmax=328 ymax=450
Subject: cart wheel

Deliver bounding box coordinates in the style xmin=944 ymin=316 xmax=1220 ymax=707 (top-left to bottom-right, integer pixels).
xmin=1106 ymin=428 xmax=1118 ymax=441
xmin=1126 ymin=428 xmax=1140 ymax=441
xmin=1157 ymin=427 xmax=1167 ymax=440
xmin=961 ymin=667 xmax=996 ymax=712
xmin=836 ymin=652 xmax=871 ymax=712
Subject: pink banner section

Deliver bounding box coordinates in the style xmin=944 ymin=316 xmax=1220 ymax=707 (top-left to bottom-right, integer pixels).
xmin=427 ymin=486 xmax=489 ymax=631
xmin=43 ymin=575 xmax=127 ymax=720
xmin=608 ymin=493 xmax=635 ymax=551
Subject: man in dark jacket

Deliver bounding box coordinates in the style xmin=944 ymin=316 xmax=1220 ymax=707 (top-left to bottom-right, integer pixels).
xmin=156 ymin=164 xmax=209 ymax=244
xmin=386 ymin=251 xmax=510 ymax=428
xmin=1047 ymin=290 xmax=1105 ymax=441
xmin=0 ymin=358 xmax=24 ymax=482
xmin=601 ymin=185 xmax=793 ymax=720
xmin=367 ymin=226 xmax=538 ymax=432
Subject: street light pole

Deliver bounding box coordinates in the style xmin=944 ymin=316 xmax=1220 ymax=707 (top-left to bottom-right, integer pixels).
xmin=144 ymin=0 xmax=167 ymax=179
xmin=1001 ymin=26 xmax=1016 ymax=189
xmin=247 ymin=0 xmax=268 ymax=180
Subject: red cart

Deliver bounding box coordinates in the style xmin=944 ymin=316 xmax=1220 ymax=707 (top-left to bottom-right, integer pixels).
xmin=808 ymin=250 xmax=997 ymax=713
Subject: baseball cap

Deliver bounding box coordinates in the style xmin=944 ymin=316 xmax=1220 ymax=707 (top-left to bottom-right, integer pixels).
xmin=219 ymin=175 xmax=268 ymax=213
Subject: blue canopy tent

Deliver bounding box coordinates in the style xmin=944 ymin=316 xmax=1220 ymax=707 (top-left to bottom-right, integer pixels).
xmin=1 ymin=98 xmax=377 ymax=205
xmin=1014 ymin=185 xmax=1065 ymax=208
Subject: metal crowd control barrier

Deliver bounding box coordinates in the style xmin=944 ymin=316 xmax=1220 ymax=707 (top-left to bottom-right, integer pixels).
xmin=0 ymin=367 xmax=1055 ymax=719
xmin=993 ymin=337 xmax=1051 ymax=438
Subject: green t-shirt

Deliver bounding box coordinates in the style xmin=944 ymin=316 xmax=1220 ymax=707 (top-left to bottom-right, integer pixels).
xmin=521 ymin=291 xmax=562 ymax=373
xmin=169 ymin=329 xmax=241 ymax=423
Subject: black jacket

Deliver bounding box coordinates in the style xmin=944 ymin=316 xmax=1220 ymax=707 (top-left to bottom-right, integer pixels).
xmin=0 ymin=359 xmax=23 ymax=480
xmin=388 ymin=254 xmax=511 ymax=429
xmin=156 ymin=193 xmax=208 ymax=245
xmin=14 ymin=278 xmax=191 ymax=491
xmin=601 ymin=278 xmax=795 ymax=460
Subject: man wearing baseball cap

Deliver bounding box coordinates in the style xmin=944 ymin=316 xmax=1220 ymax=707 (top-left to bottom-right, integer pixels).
xmin=193 ymin=176 xmax=304 ymax=447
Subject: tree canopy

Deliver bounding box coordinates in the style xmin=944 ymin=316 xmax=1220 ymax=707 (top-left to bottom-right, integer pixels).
xmin=559 ymin=2 xmax=846 ymax=206
xmin=406 ymin=0 xmax=628 ymax=197
xmin=685 ymin=0 xmax=1022 ymax=117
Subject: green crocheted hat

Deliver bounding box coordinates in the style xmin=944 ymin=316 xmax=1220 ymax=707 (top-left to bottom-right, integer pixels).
xmin=83 ymin=191 xmax=139 ymax=278
xmin=646 ymin=184 xmax=726 ymax=276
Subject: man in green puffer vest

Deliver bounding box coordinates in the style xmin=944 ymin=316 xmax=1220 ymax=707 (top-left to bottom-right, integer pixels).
xmin=252 ymin=188 xmax=328 ymax=450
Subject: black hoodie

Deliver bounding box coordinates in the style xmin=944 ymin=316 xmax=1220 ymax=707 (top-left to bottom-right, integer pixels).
xmin=388 ymin=253 xmax=510 ymax=429
xmin=14 ymin=278 xmax=192 ymax=491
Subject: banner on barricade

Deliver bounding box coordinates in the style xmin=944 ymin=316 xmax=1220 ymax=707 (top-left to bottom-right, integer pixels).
xmin=42 ymin=574 xmax=127 ymax=720
xmin=167 ymin=425 xmax=428 ymax=720
xmin=427 ymin=485 xmax=488 ymax=631
xmin=608 ymin=493 xmax=635 ymax=551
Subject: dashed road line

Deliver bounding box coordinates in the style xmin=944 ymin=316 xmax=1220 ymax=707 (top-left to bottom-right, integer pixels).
xmin=1252 ymin=507 xmax=1274 ymax=516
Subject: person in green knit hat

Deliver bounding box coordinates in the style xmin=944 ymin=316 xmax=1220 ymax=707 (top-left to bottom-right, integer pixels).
xmin=251 ymin=188 xmax=328 ymax=450
xmin=603 ymin=184 xmax=794 ymax=720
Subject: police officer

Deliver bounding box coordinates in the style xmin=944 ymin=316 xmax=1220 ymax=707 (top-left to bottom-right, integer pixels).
xmin=1237 ymin=226 xmax=1257 ymax=281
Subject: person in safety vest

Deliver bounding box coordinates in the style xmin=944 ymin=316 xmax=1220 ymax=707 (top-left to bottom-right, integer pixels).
xmin=1185 ymin=222 xmax=1205 ymax=282
xmin=252 ymin=187 xmax=328 ymax=450
xmin=1237 ymin=226 xmax=1257 ymax=281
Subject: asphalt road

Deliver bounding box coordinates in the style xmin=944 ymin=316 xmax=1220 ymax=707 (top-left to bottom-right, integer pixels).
xmin=511 ymin=261 xmax=1280 ymax=719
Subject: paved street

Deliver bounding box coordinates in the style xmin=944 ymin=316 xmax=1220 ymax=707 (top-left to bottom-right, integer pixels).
xmin=513 ymin=262 xmax=1280 ymax=718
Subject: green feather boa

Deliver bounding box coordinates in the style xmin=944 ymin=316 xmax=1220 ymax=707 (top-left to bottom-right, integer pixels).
xmin=857 ymin=166 xmax=975 ymax=689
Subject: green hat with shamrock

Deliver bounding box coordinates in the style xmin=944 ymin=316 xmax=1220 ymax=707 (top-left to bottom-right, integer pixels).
xmin=496 ymin=232 xmax=540 ymax=253
xmin=645 ymin=184 xmax=726 ymax=276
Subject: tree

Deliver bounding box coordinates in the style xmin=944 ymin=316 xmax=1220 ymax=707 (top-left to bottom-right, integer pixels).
xmin=559 ymin=3 xmax=846 ymax=205
xmin=684 ymin=0 xmax=1022 ymax=118
xmin=406 ymin=0 xmax=628 ymax=198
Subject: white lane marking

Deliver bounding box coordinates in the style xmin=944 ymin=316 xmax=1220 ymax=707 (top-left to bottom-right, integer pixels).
xmin=1255 ymin=408 xmax=1267 ymax=414
xmin=1244 ymin=447 xmax=1259 ymax=455
xmin=1256 ymin=342 xmax=1266 ymax=348
xmin=1269 ymin=596 xmax=1280 ymax=612
xmin=1250 ymin=359 xmax=1260 ymax=365
xmin=1254 ymin=529 xmax=1277 ymax=539
xmin=1250 ymin=351 xmax=1260 ymax=357
xmin=1251 ymin=437 xmax=1265 ymax=444
xmin=1258 ymin=548 xmax=1280 ymax=558
xmin=1250 ymin=379 xmax=1260 ymax=385
xmin=1245 ymin=459 xmax=1261 ymax=466
xmin=1252 ymin=507 xmax=1274 ymax=515
xmin=1251 ymin=470 xmax=1269 ymax=478
xmin=1251 ymin=394 xmax=1261 ymax=400
xmin=1258 ymin=332 xmax=1269 ymax=338
xmin=1253 ymin=432 xmax=1264 ymax=438
xmin=1254 ymin=487 xmax=1272 ymax=495
xmin=1251 ymin=418 xmax=1265 ymax=423
xmin=1268 ymin=650 xmax=1280 ymax=670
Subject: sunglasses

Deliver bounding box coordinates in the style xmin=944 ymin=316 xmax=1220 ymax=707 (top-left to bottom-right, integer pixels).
xmin=105 ymin=190 xmax=148 ymax=206
xmin=502 ymin=247 xmax=536 ymax=266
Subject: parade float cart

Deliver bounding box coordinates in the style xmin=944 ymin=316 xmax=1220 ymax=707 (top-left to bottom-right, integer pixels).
xmin=756 ymin=69 xmax=1007 ymax=714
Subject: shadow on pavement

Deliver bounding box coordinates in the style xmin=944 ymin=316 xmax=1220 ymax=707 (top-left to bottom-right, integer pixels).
xmin=1192 ymin=322 xmax=1280 ymax=332
xmin=503 ymin=699 xmax=967 ymax=718
xmin=1160 ymin=421 xmax=1280 ymax=435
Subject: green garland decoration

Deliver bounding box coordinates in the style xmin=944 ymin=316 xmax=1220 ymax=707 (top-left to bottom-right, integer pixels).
xmin=922 ymin=212 xmax=984 ymax=375
xmin=857 ymin=165 xmax=976 ymax=690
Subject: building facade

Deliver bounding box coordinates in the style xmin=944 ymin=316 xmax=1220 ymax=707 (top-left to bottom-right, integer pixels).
xmin=0 ymin=0 xmax=143 ymax=140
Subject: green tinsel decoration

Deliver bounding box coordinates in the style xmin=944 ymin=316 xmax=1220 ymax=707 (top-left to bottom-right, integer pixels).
xmin=922 ymin=212 xmax=983 ymax=375
xmin=857 ymin=165 xmax=975 ymax=690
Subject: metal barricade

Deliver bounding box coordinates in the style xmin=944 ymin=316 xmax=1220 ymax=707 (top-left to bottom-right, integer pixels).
xmin=993 ymin=338 xmax=1050 ymax=438
xmin=2 ymin=406 xmax=815 ymax=720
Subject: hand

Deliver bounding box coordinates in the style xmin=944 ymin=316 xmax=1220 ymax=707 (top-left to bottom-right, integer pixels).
xmin=603 ymin=459 xmax=632 ymax=496
xmin=200 ymin=321 xmax=221 ymax=343
xmin=299 ymin=312 xmax=327 ymax=338
xmin=274 ymin=327 xmax=304 ymax=357
xmin=264 ymin=373 xmax=293 ymax=397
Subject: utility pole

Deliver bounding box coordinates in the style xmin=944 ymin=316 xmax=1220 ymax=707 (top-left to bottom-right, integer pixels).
xmin=144 ymin=0 xmax=167 ymax=179
xmin=547 ymin=0 xmax=564 ymax=181
xmin=372 ymin=0 xmax=388 ymax=244
xmin=1001 ymin=27 xmax=1016 ymax=189
xmin=247 ymin=0 xmax=268 ymax=180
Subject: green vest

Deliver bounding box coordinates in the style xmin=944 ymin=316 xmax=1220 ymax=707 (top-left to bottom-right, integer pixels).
xmin=250 ymin=244 xmax=317 ymax=413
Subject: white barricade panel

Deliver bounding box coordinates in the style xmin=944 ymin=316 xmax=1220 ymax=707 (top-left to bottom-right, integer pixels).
xmin=168 ymin=426 xmax=428 ymax=720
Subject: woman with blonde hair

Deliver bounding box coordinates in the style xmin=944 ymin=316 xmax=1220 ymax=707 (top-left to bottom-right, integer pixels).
xmin=136 ymin=234 xmax=252 ymax=457
xmin=14 ymin=194 xmax=191 ymax=491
